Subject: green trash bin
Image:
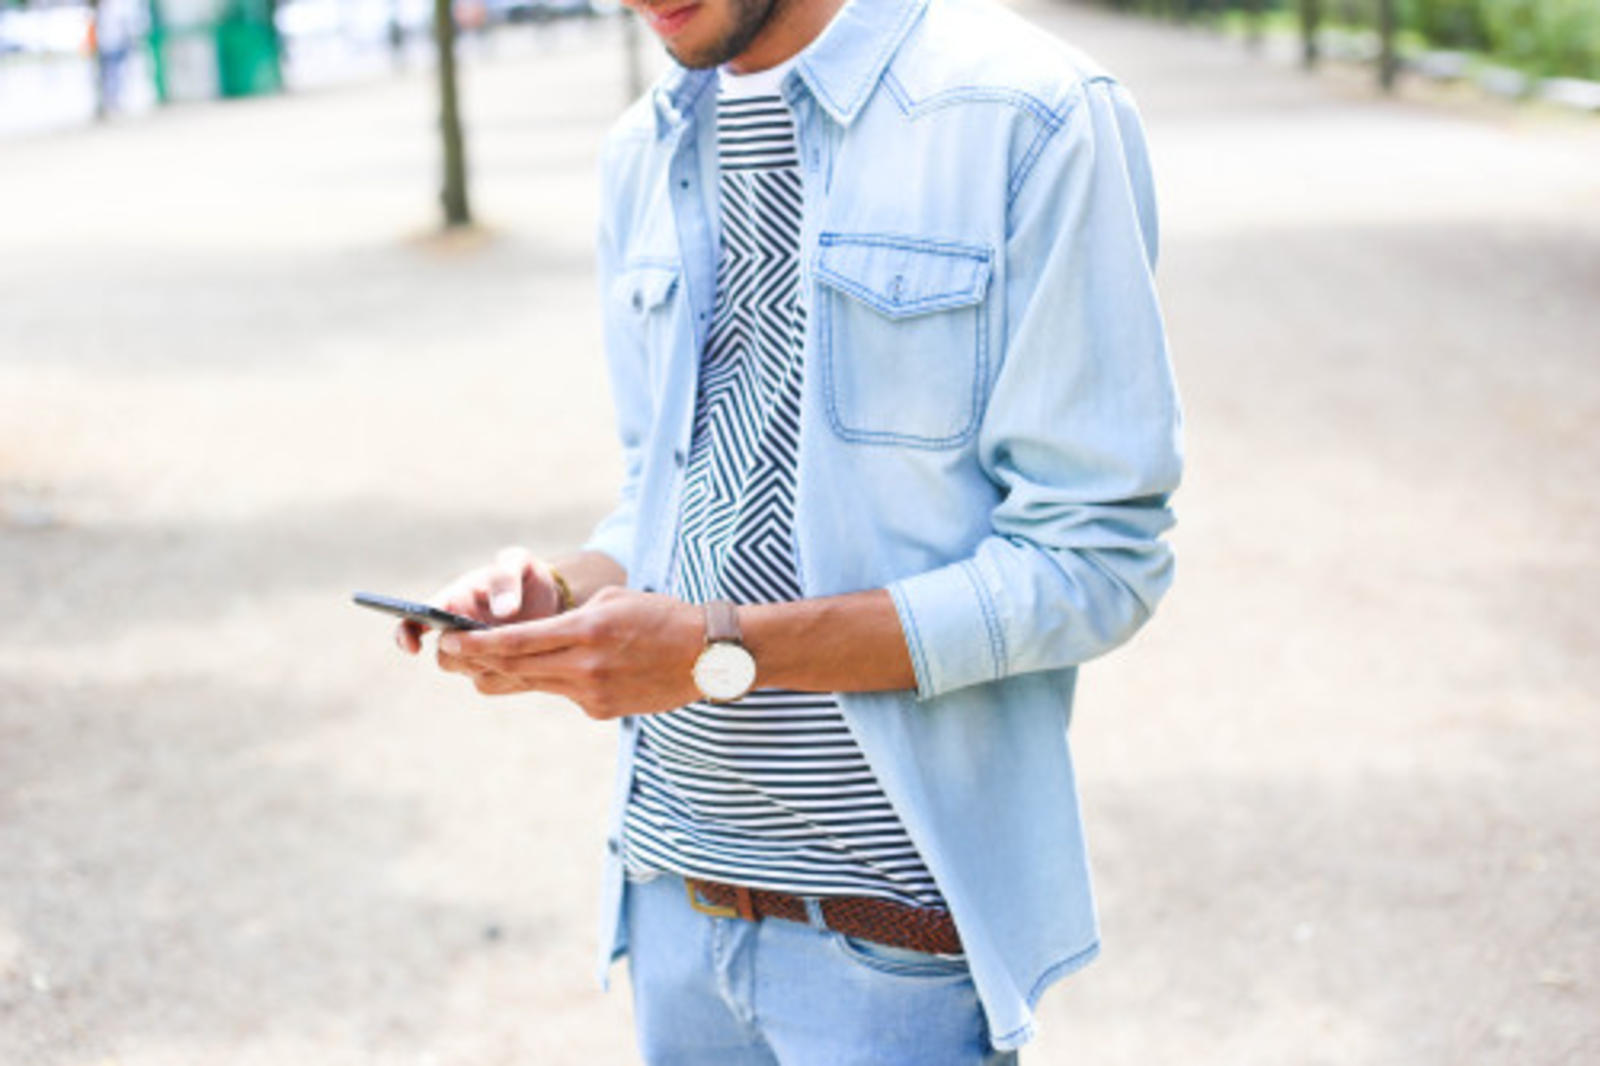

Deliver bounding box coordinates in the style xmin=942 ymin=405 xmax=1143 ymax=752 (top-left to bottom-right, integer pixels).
xmin=147 ymin=0 xmax=280 ymax=102
xmin=215 ymin=0 xmax=281 ymax=97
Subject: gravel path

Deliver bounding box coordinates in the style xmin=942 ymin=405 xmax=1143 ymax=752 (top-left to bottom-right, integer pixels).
xmin=2 ymin=6 xmax=1596 ymax=1064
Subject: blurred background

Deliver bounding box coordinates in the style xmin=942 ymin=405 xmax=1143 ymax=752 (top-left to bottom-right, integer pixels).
xmin=1 ymin=0 xmax=1596 ymax=1063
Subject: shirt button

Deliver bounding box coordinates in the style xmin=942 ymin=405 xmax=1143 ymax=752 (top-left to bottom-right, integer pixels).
xmin=673 ymin=448 xmax=686 ymax=467
xmin=631 ymin=291 xmax=644 ymax=312
xmin=607 ymin=838 xmax=621 ymax=855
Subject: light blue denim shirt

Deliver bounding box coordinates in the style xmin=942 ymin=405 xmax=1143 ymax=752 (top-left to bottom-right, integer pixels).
xmin=584 ymin=0 xmax=1182 ymax=1049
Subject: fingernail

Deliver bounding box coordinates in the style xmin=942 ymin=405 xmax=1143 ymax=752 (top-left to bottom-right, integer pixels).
xmin=439 ymin=634 xmax=460 ymax=655
xmin=490 ymin=592 xmax=519 ymax=617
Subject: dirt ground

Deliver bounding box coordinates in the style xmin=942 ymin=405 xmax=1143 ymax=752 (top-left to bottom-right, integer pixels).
xmin=2 ymin=4 xmax=1597 ymax=1064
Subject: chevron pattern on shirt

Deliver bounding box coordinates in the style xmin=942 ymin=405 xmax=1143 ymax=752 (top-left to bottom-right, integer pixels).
xmin=622 ymin=91 xmax=944 ymax=909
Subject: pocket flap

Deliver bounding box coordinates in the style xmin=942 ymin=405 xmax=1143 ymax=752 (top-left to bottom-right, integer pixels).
xmin=815 ymin=233 xmax=992 ymax=320
xmin=614 ymin=263 xmax=679 ymax=314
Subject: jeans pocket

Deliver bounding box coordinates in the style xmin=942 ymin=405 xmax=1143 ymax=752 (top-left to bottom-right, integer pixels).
xmin=829 ymin=932 xmax=972 ymax=980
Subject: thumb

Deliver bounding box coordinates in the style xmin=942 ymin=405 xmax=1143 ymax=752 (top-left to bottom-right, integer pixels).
xmin=488 ymin=546 xmax=534 ymax=619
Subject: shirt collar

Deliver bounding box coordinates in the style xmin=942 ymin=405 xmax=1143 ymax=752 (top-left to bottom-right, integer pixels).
xmin=651 ymin=0 xmax=928 ymax=135
xmin=793 ymin=0 xmax=927 ymax=126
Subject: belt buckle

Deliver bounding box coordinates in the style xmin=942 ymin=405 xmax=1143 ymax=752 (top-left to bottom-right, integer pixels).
xmin=685 ymin=880 xmax=740 ymax=919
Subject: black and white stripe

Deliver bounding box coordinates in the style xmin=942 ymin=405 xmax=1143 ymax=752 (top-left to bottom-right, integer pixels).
xmin=621 ymin=90 xmax=943 ymax=908
xmin=716 ymin=97 xmax=802 ymax=172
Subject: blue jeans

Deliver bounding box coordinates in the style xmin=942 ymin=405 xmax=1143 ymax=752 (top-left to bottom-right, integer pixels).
xmin=623 ymin=872 xmax=1018 ymax=1065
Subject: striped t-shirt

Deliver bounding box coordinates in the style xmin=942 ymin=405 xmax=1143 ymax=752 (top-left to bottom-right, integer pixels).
xmin=619 ymin=63 xmax=945 ymax=909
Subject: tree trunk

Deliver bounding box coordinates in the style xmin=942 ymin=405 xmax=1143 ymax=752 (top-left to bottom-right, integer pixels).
xmin=1377 ymin=0 xmax=1399 ymax=91
xmin=434 ymin=0 xmax=472 ymax=228
xmin=1298 ymin=0 xmax=1321 ymax=69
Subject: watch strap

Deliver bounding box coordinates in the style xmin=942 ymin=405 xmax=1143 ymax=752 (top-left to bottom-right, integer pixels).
xmin=704 ymin=600 xmax=743 ymax=645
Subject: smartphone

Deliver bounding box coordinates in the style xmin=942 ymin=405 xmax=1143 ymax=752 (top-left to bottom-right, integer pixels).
xmin=351 ymin=591 xmax=489 ymax=631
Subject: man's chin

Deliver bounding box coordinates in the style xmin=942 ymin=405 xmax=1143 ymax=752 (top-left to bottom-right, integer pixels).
xmin=665 ymin=45 xmax=722 ymax=70
xmin=658 ymin=33 xmax=735 ymax=70
xmin=646 ymin=0 xmax=774 ymax=71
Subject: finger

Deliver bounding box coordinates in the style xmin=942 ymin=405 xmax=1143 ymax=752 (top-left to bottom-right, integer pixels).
xmin=441 ymin=611 xmax=589 ymax=659
xmin=475 ymin=665 xmax=581 ymax=700
xmin=396 ymin=619 xmax=425 ymax=655
xmin=438 ymin=644 xmax=541 ymax=678
xmin=474 ymin=672 xmax=529 ymax=697
xmin=437 ymin=646 xmax=478 ymax=675
xmin=432 ymin=568 xmax=493 ymax=621
xmin=444 ymin=646 xmax=588 ymax=690
xmin=488 ymin=546 xmax=535 ymax=620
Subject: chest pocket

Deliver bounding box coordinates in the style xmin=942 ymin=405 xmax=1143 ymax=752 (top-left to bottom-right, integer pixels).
xmin=815 ymin=233 xmax=993 ymax=449
xmin=611 ymin=261 xmax=681 ymax=388
xmin=613 ymin=262 xmax=680 ymax=321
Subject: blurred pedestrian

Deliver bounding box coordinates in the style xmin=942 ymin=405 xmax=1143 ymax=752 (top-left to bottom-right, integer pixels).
xmin=91 ymin=0 xmax=143 ymax=116
xmin=398 ymin=0 xmax=1182 ymax=1060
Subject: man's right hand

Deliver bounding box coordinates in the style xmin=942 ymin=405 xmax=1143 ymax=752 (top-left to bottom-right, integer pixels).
xmin=395 ymin=545 xmax=566 ymax=655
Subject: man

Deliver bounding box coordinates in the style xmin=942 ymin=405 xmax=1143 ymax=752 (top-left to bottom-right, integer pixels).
xmin=397 ymin=0 xmax=1181 ymax=1059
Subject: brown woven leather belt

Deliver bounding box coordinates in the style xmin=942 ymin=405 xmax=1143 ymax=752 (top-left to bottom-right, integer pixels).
xmin=683 ymin=876 xmax=963 ymax=956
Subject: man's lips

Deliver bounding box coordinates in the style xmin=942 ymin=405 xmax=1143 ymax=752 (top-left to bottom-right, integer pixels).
xmin=640 ymin=1 xmax=699 ymax=37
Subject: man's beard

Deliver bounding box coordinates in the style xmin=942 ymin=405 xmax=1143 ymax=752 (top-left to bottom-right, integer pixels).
xmin=665 ymin=0 xmax=783 ymax=69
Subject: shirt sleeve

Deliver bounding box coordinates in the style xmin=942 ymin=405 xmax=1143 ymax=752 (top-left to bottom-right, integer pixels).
xmin=886 ymin=77 xmax=1184 ymax=701
xmin=580 ymin=136 xmax=652 ymax=576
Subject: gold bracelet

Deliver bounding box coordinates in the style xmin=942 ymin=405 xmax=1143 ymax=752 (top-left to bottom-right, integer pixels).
xmin=547 ymin=564 xmax=575 ymax=614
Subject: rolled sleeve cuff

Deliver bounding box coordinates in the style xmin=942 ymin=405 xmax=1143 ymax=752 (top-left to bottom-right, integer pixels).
xmin=887 ymin=558 xmax=1006 ymax=701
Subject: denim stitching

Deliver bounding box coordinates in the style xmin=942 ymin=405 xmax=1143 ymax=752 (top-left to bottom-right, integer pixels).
xmin=814 ymin=233 xmax=991 ymax=449
xmin=816 ymin=0 xmax=929 ymax=122
xmin=882 ymin=69 xmax=914 ymax=115
xmin=814 ymin=265 xmax=984 ymax=319
xmin=1007 ymin=116 xmax=1062 ymax=214
xmin=896 ymin=83 xmax=1066 ymax=129
xmin=971 ymin=265 xmax=990 ymax=449
xmin=818 ymin=301 xmax=983 ymax=449
xmin=796 ymin=56 xmax=843 ymax=119
xmin=888 ymin=582 xmax=935 ymax=700
xmin=819 ymin=231 xmax=992 ymax=259
xmin=990 ymin=940 xmax=1102 ymax=1047
xmin=959 ymin=559 xmax=1005 ymax=680
xmin=1007 ymin=78 xmax=1118 ymax=214
xmin=830 ymin=933 xmax=971 ymax=979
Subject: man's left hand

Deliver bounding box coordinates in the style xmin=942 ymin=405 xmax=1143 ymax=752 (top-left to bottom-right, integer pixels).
xmin=435 ymin=586 xmax=706 ymax=719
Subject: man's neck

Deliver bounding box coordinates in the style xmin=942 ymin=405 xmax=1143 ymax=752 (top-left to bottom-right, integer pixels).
xmin=725 ymin=0 xmax=848 ymax=74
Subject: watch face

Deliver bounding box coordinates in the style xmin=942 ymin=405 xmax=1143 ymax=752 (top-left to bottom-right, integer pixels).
xmin=693 ymin=641 xmax=757 ymax=702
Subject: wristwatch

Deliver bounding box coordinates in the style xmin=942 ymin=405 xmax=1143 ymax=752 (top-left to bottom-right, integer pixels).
xmin=692 ymin=600 xmax=757 ymax=703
